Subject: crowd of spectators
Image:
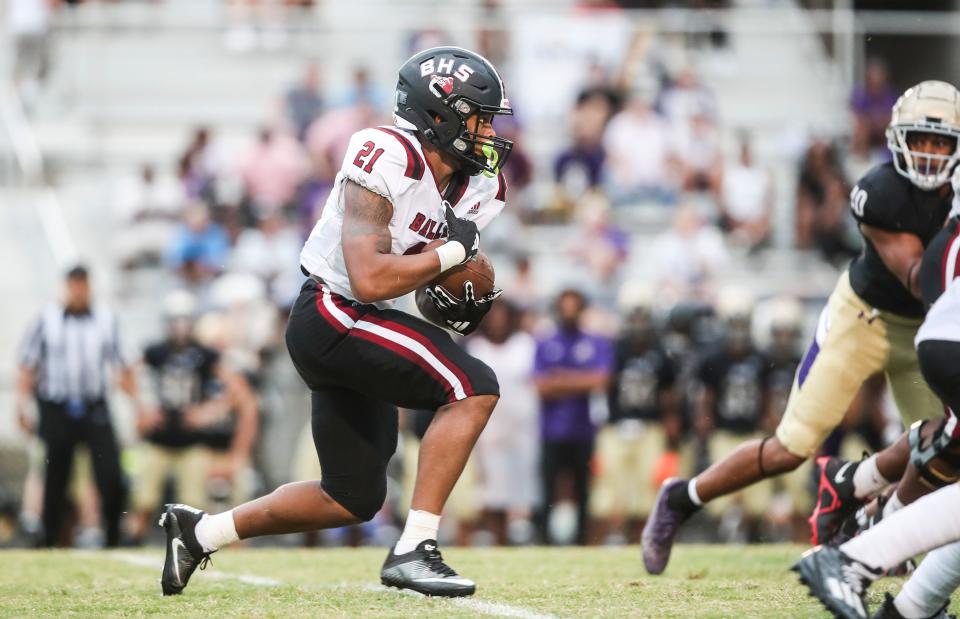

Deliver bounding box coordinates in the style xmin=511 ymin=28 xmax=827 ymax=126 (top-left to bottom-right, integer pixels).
xmin=3 ymin=5 xmax=909 ymax=550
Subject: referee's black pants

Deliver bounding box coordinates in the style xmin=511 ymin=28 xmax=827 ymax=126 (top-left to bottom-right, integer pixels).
xmin=37 ymin=399 xmax=125 ymax=547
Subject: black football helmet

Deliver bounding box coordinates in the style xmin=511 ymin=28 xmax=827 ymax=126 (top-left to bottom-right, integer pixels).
xmin=395 ymin=46 xmax=513 ymax=177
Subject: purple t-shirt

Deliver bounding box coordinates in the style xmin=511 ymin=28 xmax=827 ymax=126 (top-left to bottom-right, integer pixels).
xmin=534 ymin=329 xmax=613 ymax=443
xmin=850 ymin=85 xmax=896 ymax=120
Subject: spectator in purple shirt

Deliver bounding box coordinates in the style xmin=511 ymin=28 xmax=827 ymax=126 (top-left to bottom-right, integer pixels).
xmin=533 ymin=289 xmax=613 ymax=544
xmin=850 ymin=59 xmax=897 ymax=160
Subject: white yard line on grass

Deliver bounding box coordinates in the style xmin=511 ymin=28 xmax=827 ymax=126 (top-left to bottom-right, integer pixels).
xmin=86 ymin=551 xmax=561 ymax=619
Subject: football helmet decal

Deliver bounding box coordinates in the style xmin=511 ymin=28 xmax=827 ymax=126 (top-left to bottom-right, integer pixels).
xmin=395 ymin=46 xmax=513 ymax=177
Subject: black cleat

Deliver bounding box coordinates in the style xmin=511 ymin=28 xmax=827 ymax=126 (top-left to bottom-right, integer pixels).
xmin=793 ymin=545 xmax=880 ymax=619
xmin=870 ymin=592 xmax=954 ymax=619
xmin=380 ymin=540 xmax=476 ymax=597
xmin=810 ymin=457 xmax=864 ymax=546
xmin=839 ymin=496 xmax=915 ymax=577
xmin=159 ymin=503 xmax=213 ymax=596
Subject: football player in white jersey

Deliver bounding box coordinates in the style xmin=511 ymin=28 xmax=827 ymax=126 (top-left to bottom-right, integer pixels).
xmin=157 ymin=47 xmax=513 ymax=598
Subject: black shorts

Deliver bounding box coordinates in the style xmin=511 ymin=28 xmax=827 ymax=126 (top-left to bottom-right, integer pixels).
xmin=918 ymin=339 xmax=960 ymax=440
xmin=286 ymin=279 xmax=499 ymax=411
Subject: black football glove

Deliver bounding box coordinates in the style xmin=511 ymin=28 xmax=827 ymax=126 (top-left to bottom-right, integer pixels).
xmin=424 ymin=280 xmax=502 ymax=336
xmin=443 ymin=201 xmax=479 ymax=264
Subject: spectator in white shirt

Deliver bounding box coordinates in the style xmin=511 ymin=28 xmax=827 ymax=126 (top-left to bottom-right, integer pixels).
xmin=8 ymin=0 xmax=59 ymax=103
xmin=114 ymin=164 xmax=186 ymax=269
xmin=650 ymin=203 xmax=729 ymax=302
xmin=229 ymin=211 xmax=303 ymax=303
xmin=659 ymin=68 xmax=716 ymax=132
xmin=674 ymin=112 xmax=722 ymax=196
xmin=466 ymin=300 xmax=539 ymax=545
xmin=719 ymin=135 xmax=773 ymax=251
xmin=603 ymin=90 xmax=678 ymax=206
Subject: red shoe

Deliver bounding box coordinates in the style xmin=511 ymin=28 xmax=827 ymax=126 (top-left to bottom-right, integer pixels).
xmin=808 ymin=456 xmax=863 ymax=546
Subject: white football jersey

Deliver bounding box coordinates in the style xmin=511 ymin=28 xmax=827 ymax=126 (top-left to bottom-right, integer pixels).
xmin=917 ymin=276 xmax=960 ymax=345
xmin=300 ymin=125 xmax=507 ymax=307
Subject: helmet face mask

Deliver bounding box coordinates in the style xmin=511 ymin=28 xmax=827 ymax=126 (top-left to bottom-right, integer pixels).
xmin=888 ymin=126 xmax=960 ymax=191
xmin=886 ymin=80 xmax=960 ymax=191
xmin=163 ymin=290 xmax=197 ymax=343
xmin=395 ymin=47 xmax=514 ymax=177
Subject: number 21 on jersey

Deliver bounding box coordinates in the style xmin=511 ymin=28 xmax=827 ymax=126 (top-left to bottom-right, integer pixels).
xmin=353 ymin=141 xmax=384 ymax=173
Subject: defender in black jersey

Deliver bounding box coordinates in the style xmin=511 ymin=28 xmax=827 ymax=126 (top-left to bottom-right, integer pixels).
xmin=593 ymin=305 xmax=678 ymax=542
xmin=847 ymin=162 xmax=953 ymax=318
xmin=644 ymin=80 xmax=960 ymax=575
xmin=695 ymin=297 xmax=777 ymax=538
xmin=130 ymin=292 xmax=257 ymax=543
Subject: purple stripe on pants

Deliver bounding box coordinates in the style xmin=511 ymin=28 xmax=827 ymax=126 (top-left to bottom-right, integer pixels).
xmin=797 ymin=338 xmax=820 ymax=388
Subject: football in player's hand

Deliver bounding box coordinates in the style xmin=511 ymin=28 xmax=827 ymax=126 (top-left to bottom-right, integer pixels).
xmin=415 ymin=239 xmax=496 ymax=325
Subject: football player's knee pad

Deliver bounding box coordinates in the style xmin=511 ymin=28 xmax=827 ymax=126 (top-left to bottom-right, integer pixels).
xmin=320 ymin=466 xmax=388 ymax=522
xmin=909 ymin=419 xmax=960 ymax=489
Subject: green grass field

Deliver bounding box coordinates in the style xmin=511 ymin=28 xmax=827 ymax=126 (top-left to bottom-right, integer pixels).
xmin=0 ymin=544 xmax=915 ymax=618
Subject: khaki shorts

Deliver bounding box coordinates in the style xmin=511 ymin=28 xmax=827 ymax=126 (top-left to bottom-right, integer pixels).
xmin=777 ymin=271 xmax=942 ymax=458
xmin=706 ymin=431 xmax=774 ymax=518
xmin=590 ymin=421 xmax=670 ymax=519
xmin=132 ymin=444 xmax=211 ymax=511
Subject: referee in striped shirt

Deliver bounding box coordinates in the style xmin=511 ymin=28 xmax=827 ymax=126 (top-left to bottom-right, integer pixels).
xmin=15 ymin=265 xmax=145 ymax=547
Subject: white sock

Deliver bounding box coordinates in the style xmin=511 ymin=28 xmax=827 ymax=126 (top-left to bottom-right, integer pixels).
xmin=895 ymin=541 xmax=960 ymax=619
xmin=840 ymin=485 xmax=960 ymax=571
xmin=852 ymin=455 xmax=890 ymax=499
xmin=194 ymin=510 xmax=239 ymax=553
xmin=882 ymin=490 xmax=905 ymax=519
xmin=689 ymin=478 xmax=704 ymax=506
xmin=394 ymin=509 xmax=441 ymax=555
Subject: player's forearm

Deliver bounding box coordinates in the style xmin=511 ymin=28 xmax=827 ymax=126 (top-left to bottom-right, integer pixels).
xmin=117 ymin=367 xmax=144 ymax=408
xmin=535 ymin=371 xmax=609 ymax=398
xmin=346 ymin=250 xmax=441 ymax=303
xmin=560 ymin=371 xmax=609 ymax=393
xmin=884 ymin=255 xmax=923 ymax=300
xmin=217 ymin=365 xmax=258 ymax=460
xmin=535 ymin=375 xmax=574 ymax=399
xmin=15 ymin=367 xmax=35 ymax=408
xmin=229 ymin=399 xmax=258 ymax=462
xmin=905 ymin=260 xmax=922 ymax=299
xmin=861 ymin=224 xmax=924 ymax=299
